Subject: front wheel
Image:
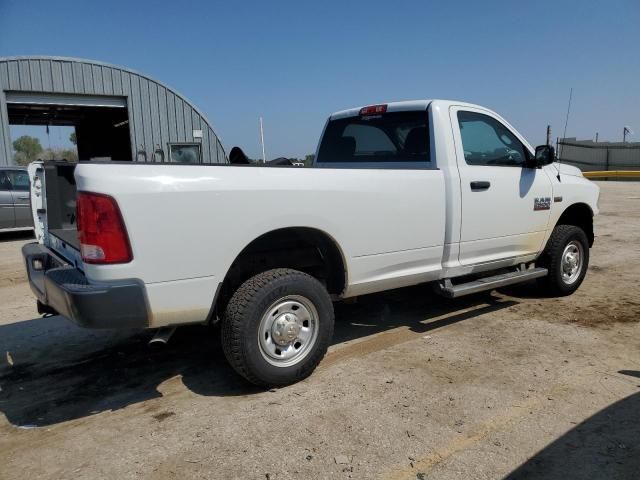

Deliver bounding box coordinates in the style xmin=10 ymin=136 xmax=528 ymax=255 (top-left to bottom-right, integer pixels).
xmin=221 ymin=268 xmax=334 ymax=387
xmin=537 ymin=225 xmax=590 ymax=296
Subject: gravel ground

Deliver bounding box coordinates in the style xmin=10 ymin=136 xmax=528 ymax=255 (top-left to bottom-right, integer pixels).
xmin=0 ymin=181 xmax=638 ymax=480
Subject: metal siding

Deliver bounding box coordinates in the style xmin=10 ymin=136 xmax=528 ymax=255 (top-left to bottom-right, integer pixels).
xmin=51 ymin=60 xmax=64 ymax=92
xmin=192 ymin=111 xmax=201 ymax=133
xmin=192 ymin=112 xmax=203 ymax=161
xmin=72 ymin=62 xmax=84 ymax=93
xmin=128 ymin=74 xmax=145 ymax=160
xmin=157 ymin=86 xmax=170 ymax=159
xmin=559 ymin=141 xmax=640 ymax=171
xmin=29 ymin=60 xmax=42 ymax=91
xmin=166 ymin=90 xmax=177 ymax=148
xmin=611 ymin=149 xmax=640 ymax=169
xmin=0 ymin=57 xmax=226 ymax=165
xmin=212 ymin=138 xmax=219 ymax=163
xmin=82 ymin=63 xmax=94 ymax=93
xmin=138 ymin=78 xmax=153 ymax=156
xmin=102 ymin=67 xmax=113 ymax=95
xmin=91 ymin=65 xmax=103 ymax=93
xmin=61 ymin=61 xmax=74 ymax=91
xmin=0 ymin=63 xmax=9 ymax=89
xmin=183 ymin=100 xmax=193 ymax=142
xmin=205 ymin=125 xmax=214 ymax=163
xmin=174 ymin=96 xmax=185 ymax=142
xmin=119 ymin=71 xmax=136 ymax=160
xmin=7 ymin=61 xmax=19 ymax=89
xmin=112 ymin=68 xmax=123 ymax=95
xmin=202 ymin=123 xmax=211 ymax=163
xmin=217 ymin=140 xmax=225 ymax=163
xmin=148 ymin=82 xmax=161 ymax=153
xmin=18 ymin=61 xmax=31 ymax=90
xmin=40 ymin=59 xmax=53 ymax=92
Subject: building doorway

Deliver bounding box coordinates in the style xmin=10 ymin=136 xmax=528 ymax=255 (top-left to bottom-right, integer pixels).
xmin=7 ymin=92 xmax=132 ymax=163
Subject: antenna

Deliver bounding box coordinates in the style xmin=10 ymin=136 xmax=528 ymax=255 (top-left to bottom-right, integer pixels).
xmin=557 ymin=87 xmax=573 ymax=182
xmin=259 ymin=117 xmax=266 ymax=164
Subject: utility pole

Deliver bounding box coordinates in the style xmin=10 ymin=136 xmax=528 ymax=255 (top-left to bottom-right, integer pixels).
xmin=260 ymin=117 xmax=266 ymax=163
xmin=546 ymin=125 xmax=551 ymax=146
xmin=595 ymin=132 xmax=598 ymax=143
xmin=623 ymin=126 xmax=631 ymax=143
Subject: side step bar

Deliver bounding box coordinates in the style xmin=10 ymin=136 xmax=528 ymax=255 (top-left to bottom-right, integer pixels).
xmin=437 ymin=267 xmax=548 ymax=299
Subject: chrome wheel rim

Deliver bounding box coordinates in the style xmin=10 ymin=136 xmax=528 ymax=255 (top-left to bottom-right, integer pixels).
xmin=258 ymin=295 xmax=319 ymax=367
xmin=561 ymin=241 xmax=583 ymax=285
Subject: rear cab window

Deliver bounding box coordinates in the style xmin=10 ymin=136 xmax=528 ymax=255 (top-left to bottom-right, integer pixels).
xmin=315 ymin=109 xmax=431 ymax=169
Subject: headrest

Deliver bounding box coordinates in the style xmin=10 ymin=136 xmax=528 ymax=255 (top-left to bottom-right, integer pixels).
xmin=404 ymin=127 xmax=427 ymax=154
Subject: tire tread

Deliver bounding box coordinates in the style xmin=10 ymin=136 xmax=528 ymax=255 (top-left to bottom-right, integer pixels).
xmin=221 ymin=268 xmax=333 ymax=386
xmin=538 ymin=224 xmax=589 ymax=296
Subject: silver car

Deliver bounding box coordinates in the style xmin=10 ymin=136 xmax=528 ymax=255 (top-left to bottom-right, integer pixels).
xmin=0 ymin=166 xmax=33 ymax=231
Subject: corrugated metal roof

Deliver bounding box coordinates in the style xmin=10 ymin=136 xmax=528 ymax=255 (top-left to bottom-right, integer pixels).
xmin=0 ymin=56 xmax=227 ymax=165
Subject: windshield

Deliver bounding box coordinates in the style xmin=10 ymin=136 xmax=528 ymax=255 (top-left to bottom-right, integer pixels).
xmin=316 ymin=110 xmax=429 ymax=165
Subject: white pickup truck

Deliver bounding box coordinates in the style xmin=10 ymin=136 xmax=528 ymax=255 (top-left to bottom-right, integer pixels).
xmin=23 ymin=99 xmax=599 ymax=386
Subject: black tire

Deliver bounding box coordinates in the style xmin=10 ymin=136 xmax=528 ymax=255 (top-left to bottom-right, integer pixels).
xmin=537 ymin=225 xmax=590 ymax=296
xmin=221 ymin=268 xmax=334 ymax=387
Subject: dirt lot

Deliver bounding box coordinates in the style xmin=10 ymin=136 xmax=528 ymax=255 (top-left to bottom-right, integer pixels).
xmin=0 ymin=181 xmax=639 ymax=480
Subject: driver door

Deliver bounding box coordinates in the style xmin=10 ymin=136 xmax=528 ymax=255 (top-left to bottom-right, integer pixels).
xmin=450 ymin=106 xmax=552 ymax=266
xmin=0 ymin=171 xmax=15 ymax=229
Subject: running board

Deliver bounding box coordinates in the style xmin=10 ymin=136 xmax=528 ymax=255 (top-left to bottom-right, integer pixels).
xmin=437 ymin=267 xmax=548 ymax=299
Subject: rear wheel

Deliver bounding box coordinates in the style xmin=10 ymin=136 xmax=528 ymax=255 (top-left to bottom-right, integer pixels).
xmin=221 ymin=268 xmax=334 ymax=387
xmin=537 ymin=225 xmax=589 ymax=296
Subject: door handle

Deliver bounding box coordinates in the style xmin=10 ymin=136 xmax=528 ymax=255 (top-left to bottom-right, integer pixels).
xmin=470 ymin=181 xmax=491 ymax=191
xmin=18 ymin=196 xmax=29 ymax=200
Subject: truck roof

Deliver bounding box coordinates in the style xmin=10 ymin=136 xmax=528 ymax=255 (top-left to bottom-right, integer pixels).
xmin=329 ymin=99 xmax=485 ymax=119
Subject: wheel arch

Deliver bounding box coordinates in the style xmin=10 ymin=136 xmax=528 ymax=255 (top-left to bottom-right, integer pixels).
xmin=215 ymin=227 xmax=348 ymax=315
xmin=554 ymin=202 xmax=595 ymax=247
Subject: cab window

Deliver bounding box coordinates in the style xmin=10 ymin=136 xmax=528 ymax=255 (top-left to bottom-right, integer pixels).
xmin=457 ymin=111 xmax=528 ymax=167
xmin=316 ymin=110 xmax=430 ymax=167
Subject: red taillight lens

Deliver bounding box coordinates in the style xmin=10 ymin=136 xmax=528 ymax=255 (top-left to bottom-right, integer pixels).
xmin=359 ymin=104 xmax=387 ymax=116
xmin=76 ymin=192 xmax=132 ymax=264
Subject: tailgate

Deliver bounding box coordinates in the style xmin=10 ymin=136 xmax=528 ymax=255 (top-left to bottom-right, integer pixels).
xmin=28 ymin=161 xmax=82 ymax=267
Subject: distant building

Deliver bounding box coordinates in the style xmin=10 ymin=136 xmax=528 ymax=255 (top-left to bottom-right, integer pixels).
xmin=557 ymin=137 xmax=640 ymax=171
xmin=0 ymin=56 xmax=227 ymax=166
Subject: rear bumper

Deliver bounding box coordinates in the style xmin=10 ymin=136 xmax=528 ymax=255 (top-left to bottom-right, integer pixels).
xmin=22 ymin=242 xmax=149 ymax=329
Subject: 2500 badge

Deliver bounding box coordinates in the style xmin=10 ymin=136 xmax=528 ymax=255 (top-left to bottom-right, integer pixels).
xmin=534 ymin=197 xmax=552 ymax=211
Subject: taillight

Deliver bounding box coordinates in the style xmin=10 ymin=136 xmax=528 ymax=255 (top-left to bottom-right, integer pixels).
xmin=76 ymin=192 xmax=132 ymax=264
xmin=359 ymin=104 xmax=387 ymax=116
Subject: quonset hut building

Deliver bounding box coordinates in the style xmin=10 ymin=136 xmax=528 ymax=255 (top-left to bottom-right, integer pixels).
xmin=0 ymin=56 xmax=227 ymax=165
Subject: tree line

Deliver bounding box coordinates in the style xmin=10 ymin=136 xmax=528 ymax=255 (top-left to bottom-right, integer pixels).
xmin=12 ymin=134 xmax=78 ymax=166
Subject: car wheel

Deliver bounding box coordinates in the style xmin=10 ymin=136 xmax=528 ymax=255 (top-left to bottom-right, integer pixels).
xmin=537 ymin=225 xmax=589 ymax=296
xmin=221 ymin=268 xmax=334 ymax=387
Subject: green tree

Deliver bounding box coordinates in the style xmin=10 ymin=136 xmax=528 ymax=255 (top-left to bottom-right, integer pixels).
xmin=41 ymin=147 xmax=78 ymax=162
xmin=69 ymin=131 xmax=77 ymax=145
xmin=12 ymin=135 xmax=43 ymax=166
xmin=304 ymin=154 xmax=315 ymax=167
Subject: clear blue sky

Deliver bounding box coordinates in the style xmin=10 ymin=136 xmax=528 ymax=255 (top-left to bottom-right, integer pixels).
xmin=1 ymin=0 xmax=639 ymax=159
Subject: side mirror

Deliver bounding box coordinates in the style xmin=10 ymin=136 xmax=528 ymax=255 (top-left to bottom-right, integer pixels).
xmin=533 ymin=145 xmax=555 ymax=167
